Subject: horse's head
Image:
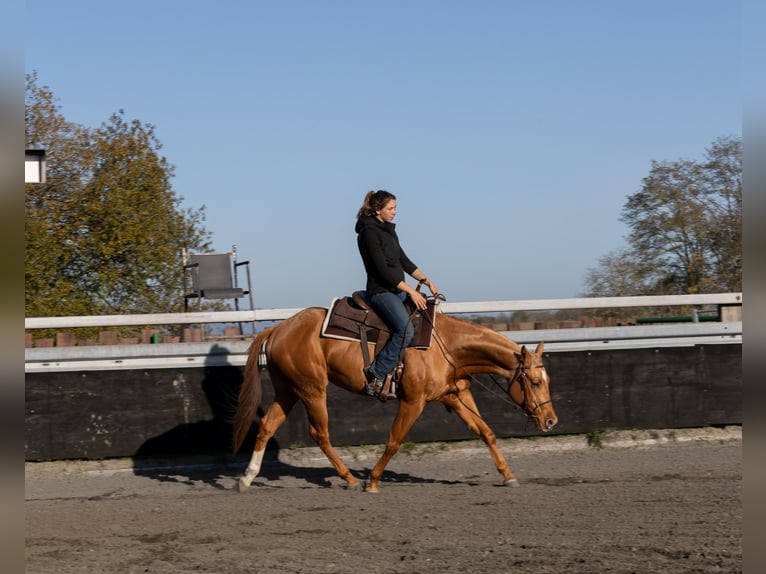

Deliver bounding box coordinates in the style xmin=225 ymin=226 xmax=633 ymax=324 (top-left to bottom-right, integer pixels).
xmin=509 ymin=342 xmax=558 ymax=432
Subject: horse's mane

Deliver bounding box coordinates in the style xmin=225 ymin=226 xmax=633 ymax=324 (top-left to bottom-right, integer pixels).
xmin=436 ymin=312 xmax=522 ymax=352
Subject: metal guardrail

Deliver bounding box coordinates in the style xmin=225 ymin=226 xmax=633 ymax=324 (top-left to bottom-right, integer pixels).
xmin=24 ymin=293 xmax=742 ymax=329
xmin=24 ymin=293 xmax=742 ymax=373
xmin=24 ymin=322 xmax=743 ymax=373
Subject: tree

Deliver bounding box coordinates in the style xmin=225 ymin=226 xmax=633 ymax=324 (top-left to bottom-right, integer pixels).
xmin=25 ymin=73 xmax=212 ymax=319
xmin=25 ymin=72 xmax=96 ymax=317
xmin=582 ymin=249 xmax=652 ymax=297
xmin=701 ymin=136 xmax=742 ymax=292
xmin=583 ymin=135 xmax=741 ymax=298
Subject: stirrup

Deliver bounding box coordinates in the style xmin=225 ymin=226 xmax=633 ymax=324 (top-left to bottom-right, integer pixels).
xmin=363 ymin=368 xmax=384 ymax=397
xmin=377 ymin=373 xmax=398 ymax=402
xmin=364 ymin=378 xmax=383 ymax=397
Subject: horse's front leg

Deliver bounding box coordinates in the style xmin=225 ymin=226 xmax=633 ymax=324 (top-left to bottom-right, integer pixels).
xmin=367 ymin=400 xmax=425 ymax=493
xmin=441 ymin=389 xmax=519 ymax=486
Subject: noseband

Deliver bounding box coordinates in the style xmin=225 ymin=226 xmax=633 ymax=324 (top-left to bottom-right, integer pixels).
xmin=510 ymin=362 xmax=552 ymax=419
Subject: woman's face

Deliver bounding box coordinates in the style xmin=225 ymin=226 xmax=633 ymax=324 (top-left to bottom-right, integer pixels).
xmin=376 ymin=199 xmax=397 ymax=223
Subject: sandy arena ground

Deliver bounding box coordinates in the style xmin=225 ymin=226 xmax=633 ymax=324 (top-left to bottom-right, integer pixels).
xmin=26 ymin=427 xmax=741 ymax=574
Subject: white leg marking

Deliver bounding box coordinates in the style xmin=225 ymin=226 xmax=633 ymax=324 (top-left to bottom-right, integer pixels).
xmin=239 ymin=449 xmax=265 ymax=489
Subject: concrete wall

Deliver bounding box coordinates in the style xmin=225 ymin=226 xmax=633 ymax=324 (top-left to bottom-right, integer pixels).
xmin=25 ymin=342 xmax=741 ymax=461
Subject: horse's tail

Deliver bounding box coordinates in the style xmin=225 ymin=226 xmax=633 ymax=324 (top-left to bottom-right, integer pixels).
xmin=232 ymin=327 xmax=274 ymax=454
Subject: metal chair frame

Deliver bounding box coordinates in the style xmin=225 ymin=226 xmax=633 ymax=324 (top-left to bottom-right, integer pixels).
xmin=182 ymin=245 xmax=254 ymax=337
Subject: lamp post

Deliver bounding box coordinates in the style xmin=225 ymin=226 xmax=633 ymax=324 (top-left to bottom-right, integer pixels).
xmin=25 ymin=149 xmax=46 ymax=183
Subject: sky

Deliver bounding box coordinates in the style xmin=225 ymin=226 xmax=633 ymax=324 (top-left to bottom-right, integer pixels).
xmin=24 ymin=0 xmax=742 ymax=310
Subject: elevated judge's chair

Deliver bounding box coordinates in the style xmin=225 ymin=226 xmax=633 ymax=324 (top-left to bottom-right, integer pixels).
xmin=183 ymin=245 xmax=254 ymax=317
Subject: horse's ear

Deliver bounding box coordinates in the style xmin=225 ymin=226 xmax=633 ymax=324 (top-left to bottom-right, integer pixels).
xmin=534 ymin=342 xmax=544 ymax=356
xmin=518 ymin=345 xmax=530 ymax=363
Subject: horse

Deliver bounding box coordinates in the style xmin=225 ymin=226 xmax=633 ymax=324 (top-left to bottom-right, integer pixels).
xmin=232 ymin=304 xmax=558 ymax=493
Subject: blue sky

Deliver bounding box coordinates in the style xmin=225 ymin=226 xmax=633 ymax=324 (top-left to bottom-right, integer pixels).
xmin=25 ymin=1 xmax=741 ymax=309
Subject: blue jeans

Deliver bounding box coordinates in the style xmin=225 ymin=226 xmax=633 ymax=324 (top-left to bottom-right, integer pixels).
xmin=368 ymin=290 xmax=415 ymax=380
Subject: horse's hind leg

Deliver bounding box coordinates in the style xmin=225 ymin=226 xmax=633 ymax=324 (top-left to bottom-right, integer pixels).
xmin=303 ymin=398 xmax=361 ymax=490
xmin=238 ymin=392 xmax=297 ymax=492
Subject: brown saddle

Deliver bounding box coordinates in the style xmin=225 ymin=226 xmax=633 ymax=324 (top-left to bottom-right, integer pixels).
xmin=321 ymin=291 xmax=439 ymax=368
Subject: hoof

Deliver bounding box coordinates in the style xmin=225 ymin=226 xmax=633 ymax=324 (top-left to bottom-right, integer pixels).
xmin=503 ymin=479 xmax=520 ymax=488
xmin=345 ymin=481 xmax=363 ymax=491
xmin=236 ymin=478 xmax=250 ymax=493
xmin=364 ymin=483 xmax=379 ymax=493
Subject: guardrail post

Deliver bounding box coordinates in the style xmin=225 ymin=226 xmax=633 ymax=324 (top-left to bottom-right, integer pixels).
xmin=719 ymin=304 xmax=742 ymax=322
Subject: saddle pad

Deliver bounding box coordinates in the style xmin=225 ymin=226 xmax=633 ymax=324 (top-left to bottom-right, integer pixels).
xmin=320 ymin=296 xmax=437 ymax=349
xmin=321 ymin=297 xmax=384 ymax=343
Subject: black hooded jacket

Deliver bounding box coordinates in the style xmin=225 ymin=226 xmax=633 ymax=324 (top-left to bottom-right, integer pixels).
xmin=355 ymin=215 xmax=418 ymax=296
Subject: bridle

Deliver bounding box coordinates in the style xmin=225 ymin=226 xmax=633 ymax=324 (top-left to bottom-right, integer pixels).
xmin=507 ymin=362 xmax=553 ymax=420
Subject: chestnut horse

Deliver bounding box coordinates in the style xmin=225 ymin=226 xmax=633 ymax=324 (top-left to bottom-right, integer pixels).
xmin=232 ymin=305 xmax=558 ymax=493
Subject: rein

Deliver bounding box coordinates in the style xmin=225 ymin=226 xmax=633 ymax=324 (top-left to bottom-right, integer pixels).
xmin=421 ymin=302 xmax=546 ymax=426
xmin=473 ymin=368 xmax=550 ymax=427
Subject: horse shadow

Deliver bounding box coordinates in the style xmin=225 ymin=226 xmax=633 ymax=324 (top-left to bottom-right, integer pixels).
xmin=132 ymin=453 xmax=467 ymax=491
xmin=130 ymin=344 xmax=459 ymax=490
xmin=131 ymin=344 xmax=253 ymax=483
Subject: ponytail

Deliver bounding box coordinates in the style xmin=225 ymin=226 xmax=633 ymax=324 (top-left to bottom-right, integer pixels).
xmin=356 ymin=190 xmax=396 ymax=219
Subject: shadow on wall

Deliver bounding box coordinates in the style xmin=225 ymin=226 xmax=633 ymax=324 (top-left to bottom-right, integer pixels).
xmin=131 ymin=344 xmax=269 ymax=465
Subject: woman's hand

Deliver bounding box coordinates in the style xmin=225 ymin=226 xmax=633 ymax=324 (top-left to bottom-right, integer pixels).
xmin=423 ymin=278 xmax=439 ymax=297
xmin=410 ymin=289 xmax=428 ymax=310
xmin=409 ymin=277 xmax=439 ymax=310
xmin=400 ymin=281 xmax=428 ymax=310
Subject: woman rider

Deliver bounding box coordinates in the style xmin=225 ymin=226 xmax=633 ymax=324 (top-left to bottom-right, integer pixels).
xmin=355 ymin=190 xmax=439 ymax=398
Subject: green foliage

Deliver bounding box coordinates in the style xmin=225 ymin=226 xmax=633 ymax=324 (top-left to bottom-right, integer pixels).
xmin=586 ymin=430 xmax=603 ymax=449
xmin=25 ymin=72 xmax=212 ymax=323
xmin=584 ymin=135 xmax=741 ymax=297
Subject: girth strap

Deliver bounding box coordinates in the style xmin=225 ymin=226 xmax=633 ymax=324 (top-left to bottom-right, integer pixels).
xmin=359 ymin=325 xmax=371 ymax=368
